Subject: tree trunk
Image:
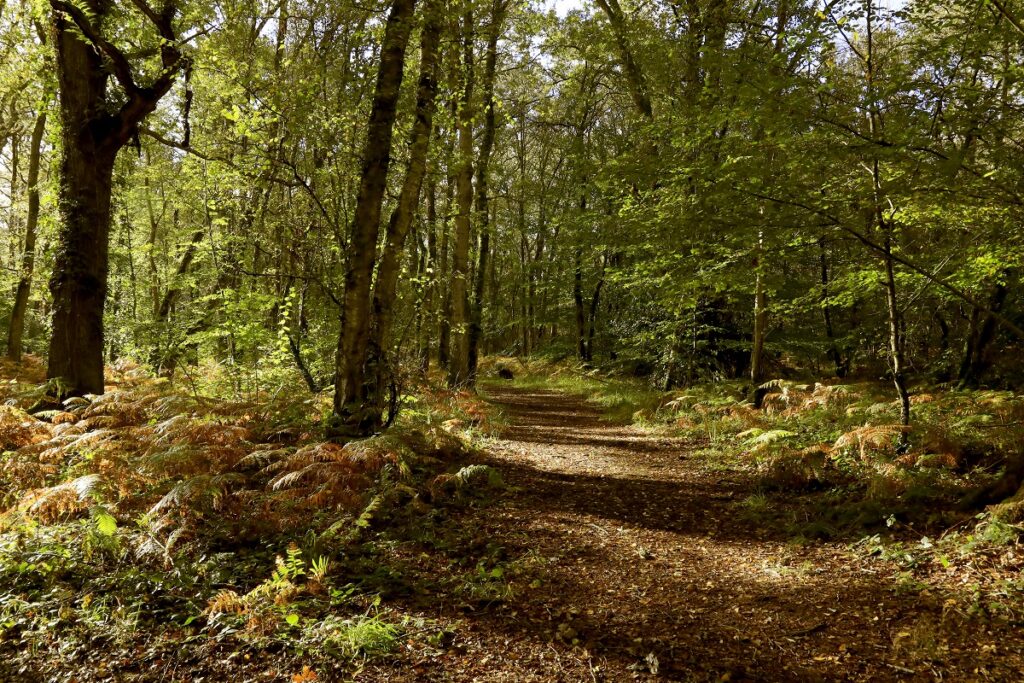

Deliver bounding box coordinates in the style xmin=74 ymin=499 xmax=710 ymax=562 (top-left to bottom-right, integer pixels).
xmin=594 ymin=0 xmax=653 ymax=121
xmin=287 ymin=279 xmax=322 ymax=394
xmin=156 ymin=223 xmax=205 ymax=322
xmin=7 ymin=111 xmax=46 ymax=362
xmin=448 ymin=8 xmax=475 ymax=388
xmin=574 ymin=246 xmax=586 ymax=359
xmin=958 ymin=280 xmax=1009 ymax=388
xmin=586 ymin=256 xmax=605 ymax=362
xmin=866 ymin=2 xmax=909 ymax=450
xmin=366 ymin=0 xmax=441 ymax=420
xmin=516 ymin=119 xmax=530 ymax=357
xmin=150 ymin=220 xmax=205 ymax=376
xmin=438 ymin=177 xmax=453 ymax=370
xmin=331 ymin=0 xmax=417 ymax=433
xmin=7 ymin=103 xmax=20 ymax=267
xmin=143 ymin=170 xmax=163 ymax=317
xmin=419 ymin=174 xmax=438 ymax=373
xmin=819 ymin=236 xmax=846 ymax=377
xmin=882 ymin=227 xmax=911 ymax=451
xmin=750 ymin=232 xmax=768 ymax=408
xmin=47 ymin=125 xmax=117 ymax=396
xmin=529 ymin=206 xmax=546 ymax=352
xmin=467 ymin=0 xmax=506 ymax=383
xmin=47 ymin=0 xmax=187 ymax=396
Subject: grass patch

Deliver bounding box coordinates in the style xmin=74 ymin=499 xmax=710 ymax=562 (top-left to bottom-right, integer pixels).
xmin=481 ymin=357 xmax=666 ymax=424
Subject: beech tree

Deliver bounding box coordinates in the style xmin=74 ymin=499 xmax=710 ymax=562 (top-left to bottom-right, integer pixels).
xmin=447 ymin=6 xmax=475 ymax=388
xmin=367 ymin=0 xmax=443 ymax=424
xmin=6 ymin=109 xmax=45 ymax=362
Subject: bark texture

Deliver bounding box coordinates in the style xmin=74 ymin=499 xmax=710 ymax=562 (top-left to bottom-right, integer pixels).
xmin=332 ymin=0 xmax=417 ymax=432
xmin=7 ymin=111 xmax=46 ymax=362
xmin=467 ymin=0 xmax=507 ymax=382
xmin=47 ymin=0 xmax=186 ymax=396
xmin=448 ymin=8 xmax=475 ymax=388
xmin=366 ymin=0 xmax=442 ymax=423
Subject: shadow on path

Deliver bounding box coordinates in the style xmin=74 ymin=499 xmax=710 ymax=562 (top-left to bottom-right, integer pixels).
xmin=362 ymin=385 xmax=1022 ymax=682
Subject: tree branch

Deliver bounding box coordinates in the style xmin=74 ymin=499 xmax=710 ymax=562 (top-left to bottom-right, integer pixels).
xmin=139 ymin=126 xmax=303 ymax=189
xmin=129 ymin=0 xmax=174 ymax=40
xmin=990 ymin=0 xmax=1024 ymax=38
xmin=743 ymin=187 xmax=1024 ymax=340
xmin=50 ymin=0 xmax=139 ymax=95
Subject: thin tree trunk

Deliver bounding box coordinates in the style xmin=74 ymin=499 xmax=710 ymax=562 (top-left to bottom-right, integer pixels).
xmin=866 ymin=1 xmax=909 ymax=450
xmin=958 ymin=280 xmax=1009 ymax=387
xmin=420 ymin=174 xmax=438 ymax=373
xmin=519 ymin=233 xmax=529 ymax=355
xmin=882 ymin=224 xmax=911 ymax=450
xmin=586 ymin=261 xmax=605 ymax=362
xmin=750 ymin=232 xmax=768 ymax=408
xmin=448 ymin=7 xmax=475 ymax=388
xmin=529 ymin=207 xmax=546 ymax=352
xmin=438 ymin=176 xmax=453 ymax=370
xmin=156 ymin=222 xmax=204 ymax=323
xmin=7 ymin=111 xmax=46 ymax=362
xmin=467 ymin=0 xmax=507 ymax=382
xmin=287 ymin=279 xmax=321 ymax=394
xmin=331 ymin=0 xmax=417 ymax=432
xmin=819 ymin=236 xmax=846 ymax=377
xmin=935 ymin=310 xmax=950 ymax=353
xmin=573 ymin=246 xmax=586 ymax=359
xmin=7 ymin=103 xmax=20 ymax=266
xmin=366 ymin=0 xmax=441 ymax=419
xmin=143 ymin=170 xmax=163 ymax=316
xmin=516 ymin=117 xmax=530 ymax=356
xmin=148 ymin=217 xmax=205 ymax=376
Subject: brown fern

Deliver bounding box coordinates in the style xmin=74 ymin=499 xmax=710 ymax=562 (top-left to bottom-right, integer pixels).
xmin=833 ymin=424 xmax=911 ymax=460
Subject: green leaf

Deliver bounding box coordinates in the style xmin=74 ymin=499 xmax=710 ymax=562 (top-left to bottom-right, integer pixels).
xmin=95 ymin=510 xmax=117 ymax=536
xmin=285 ymin=613 xmax=300 ymax=626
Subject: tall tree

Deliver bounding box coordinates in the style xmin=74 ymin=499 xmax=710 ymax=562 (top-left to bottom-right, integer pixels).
xmin=332 ymin=0 xmax=418 ymax=433
xmin=47 ymin=0 xmax=188 ymax=395
xmin=447 ymin=6 xmax=475 ymax=387
xmin=467 ymin=0 xmax=508 ymax=382
xmin=367 ymin=0 xmax=443 ymax=423
xmin=6 ymin=108 xmax=46 ymax=362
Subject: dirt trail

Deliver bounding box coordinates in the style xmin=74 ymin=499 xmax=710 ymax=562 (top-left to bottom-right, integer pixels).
xmin=371 ymin=387 xmax=1019 ymax=682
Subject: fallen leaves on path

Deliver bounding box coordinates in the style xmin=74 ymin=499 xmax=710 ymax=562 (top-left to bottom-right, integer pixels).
xmin=361 ymin=387 xmax=1024 ymax=682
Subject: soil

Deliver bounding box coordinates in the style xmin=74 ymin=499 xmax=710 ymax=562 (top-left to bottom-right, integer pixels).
xmin=362 ymin=386 xmax=1024 ymax=682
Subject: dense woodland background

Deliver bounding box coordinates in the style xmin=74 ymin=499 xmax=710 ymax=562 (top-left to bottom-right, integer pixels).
xmin=3 ymin=0 xmax=1024 ymax=679
xmin=2 ymin=0 xmax=1022 ymax=413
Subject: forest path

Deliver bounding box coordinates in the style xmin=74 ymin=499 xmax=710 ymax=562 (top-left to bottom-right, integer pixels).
xmin=417 ymin=385 xmax=985 ymax=682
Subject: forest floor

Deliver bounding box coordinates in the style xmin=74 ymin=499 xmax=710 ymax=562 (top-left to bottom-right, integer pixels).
xmin=360 ymin=384 xmax=1024 ymax=682
xmin=4 ymin=366 xmax=1024 ymax=682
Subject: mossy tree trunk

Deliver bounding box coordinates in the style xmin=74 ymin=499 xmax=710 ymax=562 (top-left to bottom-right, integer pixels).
xmin=332 ymin=0 xmax=418 ymax=433
xmin=47 ymin=0 xmax=187 ymax=396
xmin=7 ymin=110 xmax=46 ymax=362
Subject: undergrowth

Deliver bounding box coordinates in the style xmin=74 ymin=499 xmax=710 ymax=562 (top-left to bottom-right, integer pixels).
xmin=0 ymin=358 xmax=510 ymax=681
